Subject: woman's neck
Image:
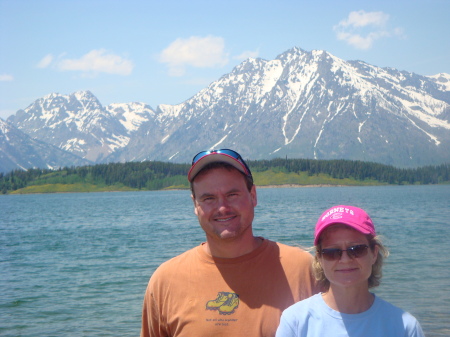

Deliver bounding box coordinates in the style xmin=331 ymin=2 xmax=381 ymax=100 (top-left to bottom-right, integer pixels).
xmin=322 ymin=286 xmax=374 ymax=314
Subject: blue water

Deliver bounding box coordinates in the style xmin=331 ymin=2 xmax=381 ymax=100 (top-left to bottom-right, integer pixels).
xmin=1 ymin=185 xmax=449 ymax=336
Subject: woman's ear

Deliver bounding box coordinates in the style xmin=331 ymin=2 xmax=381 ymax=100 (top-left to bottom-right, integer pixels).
xmin=371 ymin=245 xmax=379 ymax=265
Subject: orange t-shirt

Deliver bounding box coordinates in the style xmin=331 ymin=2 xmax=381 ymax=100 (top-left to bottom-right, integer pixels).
xmin=141 ymin=238 xmax=319 ymax=337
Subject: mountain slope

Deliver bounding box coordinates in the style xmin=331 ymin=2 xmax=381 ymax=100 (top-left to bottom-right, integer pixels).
xmin=6 ymin=47 xmax=450 ymax=169
xmin=117 ymin=47 xmax=449 ymax=166
xmin=0 ymin=119 xmax=91 ymax=173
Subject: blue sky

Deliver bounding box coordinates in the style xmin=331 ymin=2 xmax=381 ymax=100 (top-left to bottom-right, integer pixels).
xmin=1 ymin=0 xmax=449 ymax=120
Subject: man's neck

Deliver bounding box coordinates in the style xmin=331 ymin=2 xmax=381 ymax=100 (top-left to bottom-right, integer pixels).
xmin=203 ymin=236 xmax=263 ymax=258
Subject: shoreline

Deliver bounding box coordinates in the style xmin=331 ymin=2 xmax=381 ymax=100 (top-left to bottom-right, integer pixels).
xmin=7 ymin=182 xmax=443 ymax=195
xmin=257 ymin=184 xmax=349 ymax=188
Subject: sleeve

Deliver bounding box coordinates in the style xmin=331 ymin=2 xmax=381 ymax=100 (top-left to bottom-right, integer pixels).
xmin=140 ymin=287 xmax=151 ymax=337
xmin=140 ymin=275 xmax=168 ymax=337
xmin=275 ymin=311 xmax=297 ymax=337
xmin=410 ymin=319 xmax=425 ymax=337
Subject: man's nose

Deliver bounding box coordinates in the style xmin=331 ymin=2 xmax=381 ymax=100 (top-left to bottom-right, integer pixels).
xmin=217 ymin=197 xmax=231 ymax=210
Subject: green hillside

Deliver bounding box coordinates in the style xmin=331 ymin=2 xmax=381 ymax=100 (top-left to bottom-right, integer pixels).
xmin=1 ymin=158 xmax=448 ymax=194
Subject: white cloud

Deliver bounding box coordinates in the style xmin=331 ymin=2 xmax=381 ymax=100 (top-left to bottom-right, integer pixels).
xmin=234 ymin=49 xmax=260 ymax=61
xmin=334 ymin=10 xmax=404 ymax=50
xmin=159 ymin=35 xmax=229 ymax=76
xmin=338 ymin=10 xmax=389 ymax=28
xmin=335 ymin=30 xmax=391 ymax=50
xmin=37 ymin=54 xmax=54 ymax=68
xmin=0 ymin=74 xmax=14 ymax=81
xmin=56 ymin=49 xmax=133 ymax=76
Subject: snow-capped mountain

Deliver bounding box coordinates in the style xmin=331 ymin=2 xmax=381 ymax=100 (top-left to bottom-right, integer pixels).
xmin=108 ymin=47 xmax=450 ymax=167
xmin=7 ymin=91 xmax=155 ymax=162
xmin=4 ymin=47 xmax=450 ymax=172
xmin=0 ymin=119 xmax=91 ymax=173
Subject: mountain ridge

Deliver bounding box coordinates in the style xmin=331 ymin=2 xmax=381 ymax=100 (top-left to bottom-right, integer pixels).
xmin=3 ymin=47 xmax=450 ymax=173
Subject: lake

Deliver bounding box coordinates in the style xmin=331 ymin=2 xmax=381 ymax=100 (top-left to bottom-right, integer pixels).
xmin=1 ymin=185 xmax=449 ymax=336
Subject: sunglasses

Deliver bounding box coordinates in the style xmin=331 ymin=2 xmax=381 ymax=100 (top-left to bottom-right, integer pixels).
xmin=320 ymin=244 xmax=369 ymax=261
xmin=191 ymin=149 xmax=252 ymax=177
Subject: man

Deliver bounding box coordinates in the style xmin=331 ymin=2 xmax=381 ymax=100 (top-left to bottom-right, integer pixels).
xmin=141 ymin=149 xmax=319 ymax=337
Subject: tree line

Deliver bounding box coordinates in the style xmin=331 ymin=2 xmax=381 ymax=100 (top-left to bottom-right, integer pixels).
xmin=1 ymin=158 xmax=449 ymax=194
xmin=248 ymin=158 xmax=449 ymax=185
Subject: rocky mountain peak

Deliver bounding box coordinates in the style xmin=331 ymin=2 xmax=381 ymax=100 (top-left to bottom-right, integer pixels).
xmin=3 ymin=47 xmax=450 ymax=172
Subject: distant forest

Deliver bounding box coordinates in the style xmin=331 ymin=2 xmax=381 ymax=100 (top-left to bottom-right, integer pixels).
xmin=1 ymin=158 xmax=449 ymax=194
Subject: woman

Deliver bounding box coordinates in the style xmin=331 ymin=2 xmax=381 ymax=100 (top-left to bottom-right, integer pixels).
xmin=276 ymin=205 xmax=424 ymax=337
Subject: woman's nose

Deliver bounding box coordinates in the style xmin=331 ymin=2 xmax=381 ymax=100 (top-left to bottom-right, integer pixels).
xmin=339 ymin=250 xmax=353 ymax=262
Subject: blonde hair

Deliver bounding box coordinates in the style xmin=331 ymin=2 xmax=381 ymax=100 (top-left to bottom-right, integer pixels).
xmin=312 ymin=235 xmax=389 ymax=290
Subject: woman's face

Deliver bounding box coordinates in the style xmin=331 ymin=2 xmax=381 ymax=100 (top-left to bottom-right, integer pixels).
xmin=319 ymin=225 xmax=379 ymax=290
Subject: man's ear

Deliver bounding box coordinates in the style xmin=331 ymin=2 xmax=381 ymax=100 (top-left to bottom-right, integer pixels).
xmin=251 ymin=185 xmax=257 ymax=207
xmin=192 ymin=194 xmax=199 ymax=216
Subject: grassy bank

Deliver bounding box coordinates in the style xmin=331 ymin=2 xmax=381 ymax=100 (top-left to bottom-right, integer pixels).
xmin=252 ymin=171 xmax=383 ymax=187
xmin=8 ymin=171 xmax=386 ymax=194
xmin=3 ymin=158 xmax=447 ymax=195
xmin=9 ymin=183 xmax=137 ymax=194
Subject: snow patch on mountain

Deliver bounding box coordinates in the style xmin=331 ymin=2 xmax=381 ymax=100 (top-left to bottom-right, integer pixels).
xmin=106 ymin=102 xmax=153 ymax=132
xmin=158 ymin=104 xmax=183 ymax=120
xmin=427 ymin=73 xmax=450 ymax=91
xmin=5 ymin=48 xmax=450 ymax=169
xmin=107 ymin=134 xmax=130 ymax=150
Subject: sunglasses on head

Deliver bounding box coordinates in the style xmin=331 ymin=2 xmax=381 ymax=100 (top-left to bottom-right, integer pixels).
xmin=320 ymin=244 xmax=370 ymax=261
xmin=191 ymin=149 xmax=252 ymax=177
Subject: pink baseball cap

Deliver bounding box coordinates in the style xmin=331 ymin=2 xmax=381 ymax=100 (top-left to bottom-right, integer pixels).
xmin=314 ymin=205 xmax=376 ymax=245
xmin=188 ymin=149 xmax=252 ymax=182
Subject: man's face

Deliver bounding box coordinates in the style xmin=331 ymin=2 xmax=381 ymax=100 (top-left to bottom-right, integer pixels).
xmin=191 ymin=167 xmax=257 ymax=242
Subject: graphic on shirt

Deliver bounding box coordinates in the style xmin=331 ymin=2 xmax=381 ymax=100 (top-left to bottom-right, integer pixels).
xmin=206 ymin=292 xmax=239 ymax=315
